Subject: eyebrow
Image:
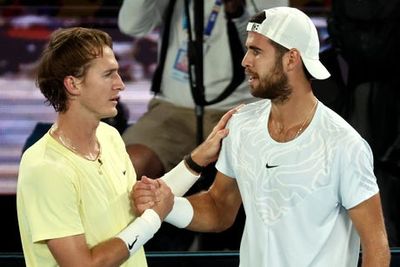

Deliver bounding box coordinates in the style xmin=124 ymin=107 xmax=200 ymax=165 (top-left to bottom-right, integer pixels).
xmin=247 ymin=45 xmax=262 ymax=53
xmin=103 ymin=67 xmax=119 ymax=74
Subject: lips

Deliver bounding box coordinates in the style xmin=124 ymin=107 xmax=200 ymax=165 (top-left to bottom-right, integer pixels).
xmin=245 ymin=69 xmax=258 ymax=84
xmin=246 ymin=69 xmax=257 ymax=77
xmin=110 ymin=96 xmax=120 ymax=102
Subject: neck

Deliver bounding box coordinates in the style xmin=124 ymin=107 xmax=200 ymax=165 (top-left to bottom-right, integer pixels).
xmin=268 ymin=96 xmax=318 ymax=142
xmin=50 ymin=118 xmax=101 ymax=161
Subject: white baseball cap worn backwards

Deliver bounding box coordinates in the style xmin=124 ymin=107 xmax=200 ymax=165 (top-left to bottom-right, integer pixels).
xmin=246 ymin=7 xmax=331 ymax=80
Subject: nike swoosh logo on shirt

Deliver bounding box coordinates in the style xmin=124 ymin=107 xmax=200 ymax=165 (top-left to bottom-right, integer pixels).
xmin=266 ymin=163 xmax=279 ymax=169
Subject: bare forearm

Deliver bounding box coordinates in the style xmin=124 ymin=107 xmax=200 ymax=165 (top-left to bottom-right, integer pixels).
xmin=75 ymin=214 xmax=158 ymax=267
xmin=361 ymin=242 xmax=391 ymax=267
xmin=89 ymin=238 xmax=129 ymax=267
xmin=49 ymin=210 xmax=161 ymax=267
xmin=48 ymin=236 xmax=128 ymax=267
xmin=349 ymin=194 xmax=391 ymax=267
xmin=186 ymin=192 xmax=236 ymax=232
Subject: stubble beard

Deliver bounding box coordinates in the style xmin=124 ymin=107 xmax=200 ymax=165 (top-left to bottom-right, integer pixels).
xmin=250 ymin=61 xmax=291 ymax=104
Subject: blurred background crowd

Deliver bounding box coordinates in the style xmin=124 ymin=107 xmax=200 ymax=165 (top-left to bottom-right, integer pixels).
xmin=1 ymin=0 xmax=399 ymax=258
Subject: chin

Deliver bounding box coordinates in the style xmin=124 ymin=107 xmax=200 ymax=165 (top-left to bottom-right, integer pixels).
xmin=102 ymin=109 xmax=118 ymax=119
xmin=249 ymin=86 xmax=260 ymax=98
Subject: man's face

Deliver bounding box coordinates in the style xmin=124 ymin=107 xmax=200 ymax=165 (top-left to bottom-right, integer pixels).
xmin=75 ymin=46 xmax=125 ymax=120
xmin=242 ymin=32 xmax=291 ymax=102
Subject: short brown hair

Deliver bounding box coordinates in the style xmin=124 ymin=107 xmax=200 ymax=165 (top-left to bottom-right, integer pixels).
xmin=36 ymin=27 xmax=113 ymax=112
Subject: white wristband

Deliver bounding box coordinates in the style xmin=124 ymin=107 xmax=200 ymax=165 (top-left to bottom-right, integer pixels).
xmin=164 ymin=197 xmax=194 ymax=228
xmin=116 ymin=209 xmax=161 ymax=255
xmin=161 ymin=160 xmax=200 ymax=196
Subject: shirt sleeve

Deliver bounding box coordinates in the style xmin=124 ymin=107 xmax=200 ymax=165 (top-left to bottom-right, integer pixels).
xmin=20 ymin=161 xmax=84 ymax=243
xmin=216 ymin=119 xmax=237 ymax=179
xmin=339 ymin=138 xmax=379 ymax=209
xmin=118 ymin=0 xmax=168 ymax=37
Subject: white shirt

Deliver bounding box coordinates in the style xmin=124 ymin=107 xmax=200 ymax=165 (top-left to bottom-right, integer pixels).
xmin=216 ymin=99 xmax=379 ymax=267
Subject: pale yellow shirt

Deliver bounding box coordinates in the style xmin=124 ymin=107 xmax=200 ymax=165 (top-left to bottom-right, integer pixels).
xmin=17 ymin=122 xmax=146 ymax=267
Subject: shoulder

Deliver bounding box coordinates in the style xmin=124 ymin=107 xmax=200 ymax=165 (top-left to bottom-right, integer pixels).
xmin=98 ymin=121 xmax=120 ymax=134
xmin=317 ymin=102 xmax=369 ymax=151
xmin=228 ymin=99 xmax=269 ymax=127
xmin=319 ymin=102 xmax=360 ymax=137
xmin=21 ymin=133 xmax=62 ymax=166
xmin=96 ymin=121 xmax=121 ymax=138
xmin=232 ymin=99 xmax=269 ymax=120
xmin=97 ymin=121 xmax=126 ymax=151
xmin=19 ymin=137 xmax=75 ymax=187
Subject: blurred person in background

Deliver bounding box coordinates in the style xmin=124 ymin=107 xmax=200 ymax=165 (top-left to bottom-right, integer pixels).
xmin=118 ymin=0 xmax=288 ymax=251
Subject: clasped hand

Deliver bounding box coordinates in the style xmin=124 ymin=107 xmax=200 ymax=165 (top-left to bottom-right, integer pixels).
xmin=130 ymin=104 xmax=243 ymax=218
xmin=130 ymin=177 xmax=173 ymax=220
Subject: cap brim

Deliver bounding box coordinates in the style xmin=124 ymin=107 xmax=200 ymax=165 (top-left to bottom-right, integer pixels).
xmin=302 ymin=58 xmax=331 ymax=80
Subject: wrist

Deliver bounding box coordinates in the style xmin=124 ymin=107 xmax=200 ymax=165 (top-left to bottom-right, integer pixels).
xmin=116 ymin=209 xmax=161 ymax=255
xmin=164 ymin=197 xmax=194 ymax=228
xmin=161 ymin=160 xmax=200 ymax=196
xmin=184 ymin=154 xmax=205 ymax=174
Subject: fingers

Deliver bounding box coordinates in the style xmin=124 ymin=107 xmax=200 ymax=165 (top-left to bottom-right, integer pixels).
xmin=207 ymin=104 xmax=243 ymax=141
xmin=152 ymin=179 xmax=174 ymax=220
xmin=133 ymin=202 xmax=155 ymax=215
xmin=156 ymin=179 xmax=173 ymax=197
xmin=130 ymin=177 xmax=161 ymax=215
xmin=134 ymin=176 xmax=160 ymax=197
xmin=132 ymin=181 xmax=158 ymax=199
xmin=207 ymin=105 xmax=239 ymax=143
xmin=221 ymin=104 xmax=243 ymax=123
xmin=185 ymin=105 xmax=244 ymax=173
xmin=215 ymin=128 xmax=229 ymax=139
xmin=140 ymin=176 xmax=160 ymax=187
xmin=160 ymin=179 xmax=172 ymax=191
xmin=130 ymin=177 xmax=175 ymax=220
xmin=132 ymin=186 xmax=158 ymax=204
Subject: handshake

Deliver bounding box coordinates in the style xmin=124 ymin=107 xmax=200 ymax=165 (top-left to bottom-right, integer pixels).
xmin=130 ymin=105 xmax=241 ymax=226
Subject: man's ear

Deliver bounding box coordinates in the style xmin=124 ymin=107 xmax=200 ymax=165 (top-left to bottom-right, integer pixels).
xmin=285 ymin=48 xmax=302 ymax=71
xmin=63 ymin=76 xmax=80 ymax=96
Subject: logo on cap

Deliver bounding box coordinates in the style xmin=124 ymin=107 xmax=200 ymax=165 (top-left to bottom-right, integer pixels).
xmin=251 ymin=23 xmax=260 ymax=32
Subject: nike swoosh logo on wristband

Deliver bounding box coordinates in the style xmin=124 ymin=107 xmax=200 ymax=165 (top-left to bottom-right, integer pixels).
xmin=128 ymin=235 xmax=139 ymax=250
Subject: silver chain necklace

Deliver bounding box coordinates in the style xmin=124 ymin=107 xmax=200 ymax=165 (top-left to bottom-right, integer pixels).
xmin=49 ymin=124 xmax=101 ymax=161
xmin=293 ymin=99 xmax=318 ymax=139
